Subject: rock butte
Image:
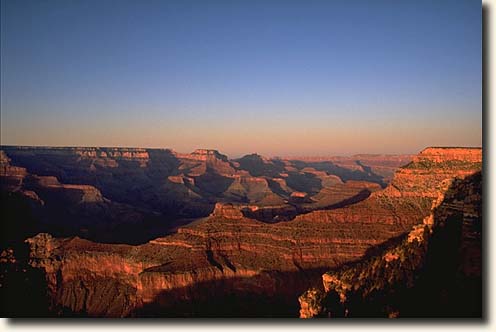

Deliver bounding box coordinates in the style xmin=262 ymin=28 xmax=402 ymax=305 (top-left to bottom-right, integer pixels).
xmin=299 ymin=175 xmax=482 ymax=318
xmin=3 ymin=146 xmax=481 ymax=317
xmin=0 ymin=145 xmax=410 ymax=243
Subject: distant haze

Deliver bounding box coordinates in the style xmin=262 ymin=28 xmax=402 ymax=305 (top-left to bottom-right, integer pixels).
xmin=0 ymin=0 xmax=481 ymax=158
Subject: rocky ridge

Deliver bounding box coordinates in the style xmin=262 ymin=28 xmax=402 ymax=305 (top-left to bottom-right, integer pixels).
xmin=1 ymin=145 xmax=407 ymax=243
xmin=20 ymin=147 xmax=482 ymax=317
xmin=298 ymin=148 xmax=482 ymax=318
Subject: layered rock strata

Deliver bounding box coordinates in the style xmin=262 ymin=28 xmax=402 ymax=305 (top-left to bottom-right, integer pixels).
xmin=298 ymin=148 xmax=482 ymax=318
xmin=1 ymin=146 xmax=407 ymax=242
xmin=23 ymin=147 xmax=481 ymax=317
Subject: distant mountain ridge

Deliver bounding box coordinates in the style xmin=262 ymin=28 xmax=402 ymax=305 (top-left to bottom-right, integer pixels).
xmin=1 ymin=145 xmax=411 ymax=243
xmin=0 ymin=146 xmax=481 ymax=317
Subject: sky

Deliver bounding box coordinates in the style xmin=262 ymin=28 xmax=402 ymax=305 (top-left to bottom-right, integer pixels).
xmin=0 ymin=0 xmax=481 ymax=157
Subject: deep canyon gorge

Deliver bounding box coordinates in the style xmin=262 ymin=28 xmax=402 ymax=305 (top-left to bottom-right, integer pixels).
xmin=0 ymin=146 xmax=482 ymax=317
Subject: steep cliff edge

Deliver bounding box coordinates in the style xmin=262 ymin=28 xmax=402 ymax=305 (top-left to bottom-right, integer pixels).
xmin=21 ymin=147 xmax=481 ymax=317
xmin=1 ymin=145 xmax=408 ymax=243
xmin=298 ymin=150 xmax=482 ymax=318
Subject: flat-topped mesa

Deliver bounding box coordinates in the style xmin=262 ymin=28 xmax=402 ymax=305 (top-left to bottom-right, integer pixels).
xmin=413 ymin=147 xmax=482 ymax=164
xmin=179 ymin=149 xmax=237 ymax=176
xmin=377 ymin=147 xmax=482 ymax=199
xmin=93 ymin=147 xmax=151 ymax=160
xmin=210 ymin=201 xmax=290 ymax=220
xmin=188 ymin=149 xmax=229 ymax=162
xmin=1 ymin=146 xmax=152 ymax=159
xmin=61 ymin=147 xmax=151 ymax=160
xmin=211 ymin=202 xmax=244 ymax=219
xmin=210 ymin=202 xmax=297 ymax=222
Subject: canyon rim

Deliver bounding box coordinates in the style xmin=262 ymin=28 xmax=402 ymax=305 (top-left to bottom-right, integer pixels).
xmin=0 ymin=146 xmax=482 ymax=317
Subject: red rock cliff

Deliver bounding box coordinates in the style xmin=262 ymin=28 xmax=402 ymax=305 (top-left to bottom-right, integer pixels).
xmin=22 ymin=147 xmax=482 ymax=317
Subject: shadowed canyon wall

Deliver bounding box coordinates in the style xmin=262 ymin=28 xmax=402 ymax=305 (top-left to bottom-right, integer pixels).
xmin=0 ymin=146 xmax=409 ymax=243
xmin=299 ymin=150 xmax=482 ymax=318
xmin=6 ymin=147 xmax=481 ymax=317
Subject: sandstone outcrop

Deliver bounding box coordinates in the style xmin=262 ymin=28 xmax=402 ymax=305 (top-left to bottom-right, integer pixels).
xmin=0 ymin=150 xmax=28 ymax=189
xmin=1 ymin=145 xmax=406 ymax=242
xmin=18 ymin=147 xmax=481 ymax=317
xmin=1 ymin=146 xmax=481 ymax=317
xmin=298 ymin=149 xmax=482 ymax=318
xmin=211 ymin=202 xmax=244 ymax=219
xmin=412 ymin=147 xmax=482 ymax=163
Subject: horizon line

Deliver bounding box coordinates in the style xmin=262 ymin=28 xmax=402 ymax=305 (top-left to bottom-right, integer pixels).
xmin=0 ymin=144 xmax=483 ymax=160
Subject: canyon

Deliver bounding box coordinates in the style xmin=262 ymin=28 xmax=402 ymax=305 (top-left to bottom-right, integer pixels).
xmin=0 ymin=146 xmax=482 ymax=317
xmin=0 ymin=146 xmax=409 ymax=243
xmin=298 ymin=148 xmax=482 ymax=318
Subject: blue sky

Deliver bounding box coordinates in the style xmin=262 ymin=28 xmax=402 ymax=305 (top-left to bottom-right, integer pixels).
xmin=1 ymin=0 xmax=481 ymax=157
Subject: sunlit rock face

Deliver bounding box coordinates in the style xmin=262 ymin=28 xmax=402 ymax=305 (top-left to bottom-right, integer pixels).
xmin=18 ymin=147 xmax=481 ymax=317
xmin=382 ymin=147 xmax=482 ymax=198
xmin=211 ymin=202 xmax=244 ymax=219
xmin=1 ymin=145 xmax=407 ymax=243
xmin=298 ymin=148 xmax=482 ymax=318
xmin=412 ymin=147 xmax=482 ymax=163
xmin=0 ymin=150 xmax=28 ymax=189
